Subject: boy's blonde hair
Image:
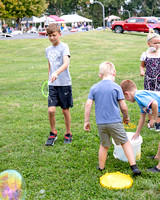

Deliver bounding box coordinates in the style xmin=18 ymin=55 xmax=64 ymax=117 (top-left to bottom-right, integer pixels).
xmin=99 ymin=61 xmax=115 ymax=76
xmin=120 ymin=80 xmax=137 ymax=94
xmin=46 ymin=23 xmax=61 ymax=34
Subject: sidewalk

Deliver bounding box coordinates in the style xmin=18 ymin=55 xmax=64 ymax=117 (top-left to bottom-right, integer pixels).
xmin=0 ymin=31 xmax=79 ymax=40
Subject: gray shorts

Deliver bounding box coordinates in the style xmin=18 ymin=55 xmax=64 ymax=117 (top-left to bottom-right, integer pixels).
xmin=97 ymin=122 xmax=128 ymax=148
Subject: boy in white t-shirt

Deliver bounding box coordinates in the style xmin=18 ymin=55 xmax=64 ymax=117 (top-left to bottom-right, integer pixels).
xmin=45 ymin=24 xmax=73 ymax=146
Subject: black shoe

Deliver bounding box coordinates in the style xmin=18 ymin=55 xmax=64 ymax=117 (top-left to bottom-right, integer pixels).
xmin=64 ymin=133 xmax=72 ymax=144
xmin=132 ymin=168 xmax=141 ymax=176
xmin=149 ymin=155 xmax=156 ymax=159
xmin=146 ymin=166 xmax=160 ymax=173
xmin=155 ymin=123 xmax=160 ymax=132
xmin=45 ymin=131 xmax=57 ymax=146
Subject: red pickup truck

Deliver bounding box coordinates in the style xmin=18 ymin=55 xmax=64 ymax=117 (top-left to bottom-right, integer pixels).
xmin=112 ymin=17 xmax=160 ymax=34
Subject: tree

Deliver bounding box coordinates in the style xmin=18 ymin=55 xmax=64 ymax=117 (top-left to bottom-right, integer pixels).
xmin=0 ymin=0 xmax=48 ymax=29
xmin=125 ymin=0 xmax=160 ymax=17
xmin=78 ymin=0 xmax=125 ymax=28
xmin=47 ymin=0 xmax=80 ymax=16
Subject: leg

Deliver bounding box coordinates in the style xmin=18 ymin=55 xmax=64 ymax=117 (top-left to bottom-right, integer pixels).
xmin=147 ymin=143 xmax=160 ymax=172
xmin=99 ymin=144 xmax=109 ymax=169
xmin=121 ymin=140 xmax=141 ymax=175
xmin=121 ymin=140 xmax=136 ymax=166
xmin=48 ymin=106 xmax=56 ymax=133
xmin=156 ymin=162 xmax=160 ymax=170
xmin=155 ymin=142 xmax=160 ymax=160
xmin=62 ymin=108 xmax=71 ymax=134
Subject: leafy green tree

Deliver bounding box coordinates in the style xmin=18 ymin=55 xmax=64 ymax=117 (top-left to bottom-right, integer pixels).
xmin=125 ymin=0 xmax=160 ymax=17
xmin=0 ymin=0 xmax=48 ymax=29
xmin=47 ymin=0 xmax=81 ymax=16
xmin=78 ymin=0 xmax=125 ymax=28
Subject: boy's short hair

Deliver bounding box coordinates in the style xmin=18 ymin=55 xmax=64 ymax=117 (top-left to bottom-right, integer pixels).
xmin=99 ymin=61 xmax=115 ymax=76
xmin=120 ymin=80 xmax=137 ymax=93
xmin=46 ymin=24 xmax=61 ymax=34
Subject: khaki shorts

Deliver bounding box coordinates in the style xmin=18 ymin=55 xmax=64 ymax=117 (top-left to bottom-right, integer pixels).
xmin=97 ymin=122 xmax=128 ymax=147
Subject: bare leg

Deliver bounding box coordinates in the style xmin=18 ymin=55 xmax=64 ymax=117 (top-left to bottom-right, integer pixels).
xmin=121 ymin=140 xmax=136 ymax=166
xmin=48 ymin=106 xmax=56 ymax=133
xmin=62 ymin=108 xmax=71 ymax=134
xmin=155 ymin=142 xmax=160 ymax=160
xmin=99 ymin=144 xmax=109 ymax=169
xmin=156 ymin=162 xmax=160 ymax=169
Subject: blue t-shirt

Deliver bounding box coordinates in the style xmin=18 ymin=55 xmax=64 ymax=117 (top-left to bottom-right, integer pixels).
xmin=46 ymin=42 xmax=71 ymax=86
xmin=88 ymin=80 xmax=124 ymax=124
xmin=135 ymin=90 xmax=160 ymax=114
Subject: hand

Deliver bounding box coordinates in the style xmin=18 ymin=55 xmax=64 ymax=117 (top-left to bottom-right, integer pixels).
xmin=149 ymin=119 xmax=156 ymax=127
xmin=51 ymin=72 xmax=57 ymax=83
xmin=123 ymin=117 xmax=130 ymax=125
xmin=132 ymin=132 xmax=140 ymax=140
xmin=84 ymin=122 xmax=91 ymax=132
xmin=140 ymin=71 xmax=145 ymax=76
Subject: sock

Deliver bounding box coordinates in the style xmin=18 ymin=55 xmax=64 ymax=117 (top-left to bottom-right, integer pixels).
xmin=130 ymin=164 xmax=138 ymax=171
xmin=130 ymin=164 xmax=141 ymax=175
xmin=97 ymin=167 xmax=105 ymax=172
xmin=50 ymin=131 xmax=57 ymax=135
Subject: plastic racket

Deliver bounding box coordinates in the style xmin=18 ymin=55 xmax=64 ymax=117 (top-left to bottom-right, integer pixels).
xmin=42 ymin=81 xmax=52 ymax=102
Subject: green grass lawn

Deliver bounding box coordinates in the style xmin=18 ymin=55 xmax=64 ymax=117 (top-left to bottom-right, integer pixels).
xmin=1 ymin=30 xmax=160 ymax=200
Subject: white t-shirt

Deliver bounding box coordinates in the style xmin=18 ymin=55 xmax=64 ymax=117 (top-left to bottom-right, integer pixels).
xmin=140 ymin=49 xmax=160 ymax=61
xmin=46 ymin=42 xmax=71 ymax=86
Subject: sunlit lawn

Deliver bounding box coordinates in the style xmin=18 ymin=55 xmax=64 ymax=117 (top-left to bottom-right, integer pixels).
xmin=1 ymin=30 xmax=160 ymax=199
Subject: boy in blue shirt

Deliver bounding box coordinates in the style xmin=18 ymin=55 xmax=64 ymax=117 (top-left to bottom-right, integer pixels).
xmin=45 ymin=24 xmax=73 ymax=146
xmin=84 ymin=61 xmax=141 ymax=176
xmin=120 ymin=79 xmax=160 ymax=173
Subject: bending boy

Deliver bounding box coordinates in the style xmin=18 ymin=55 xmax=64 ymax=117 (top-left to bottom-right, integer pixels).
xmin=84 ymin=62 xmax=141 ymax=176
xmin=120 ymin=79 xmax=160 ymax=173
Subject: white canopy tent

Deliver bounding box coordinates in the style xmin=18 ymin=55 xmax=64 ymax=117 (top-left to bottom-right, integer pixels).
xmin=21 ymin=16 xmax=55 ymax=24
xmin=60 ymin=14 xmax=92 ymax=23
xmin=105 ymin=15 xmax=121 ymax=21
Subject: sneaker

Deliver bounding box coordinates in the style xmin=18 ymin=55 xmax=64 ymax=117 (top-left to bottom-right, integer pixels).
xmin=64 ymin=133 xmax=72 ymax=144
xmin=45 ymin=131 xmax=57 ymax=146
xmin=146 ymin=166 xmax=160 ymax=173
xmin=155 ymin=123 xmax=160 ymax=132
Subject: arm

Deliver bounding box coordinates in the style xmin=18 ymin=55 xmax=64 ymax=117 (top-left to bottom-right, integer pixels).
xmin=51 ymin=55 xmax=69 ymax=83
xmin=132 ymin=113 xmax=146 ymax=140
xmin=118 ymin=99 xmax=130 ymax=124
xmin=84 ymin=99 xmax=93 ymax=132
xmin=149 ymin=100 xmax=158 ymax=127
xmin=140 ymin=61 xmax=145 ymax=76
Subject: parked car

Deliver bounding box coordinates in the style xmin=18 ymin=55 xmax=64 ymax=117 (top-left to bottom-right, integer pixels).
xmin=112 ymin=17 xmax=160 ymax=34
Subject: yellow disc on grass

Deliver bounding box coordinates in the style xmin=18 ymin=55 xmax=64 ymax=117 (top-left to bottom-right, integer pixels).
xmin=100 ymin=172 xmax=133 ymax=189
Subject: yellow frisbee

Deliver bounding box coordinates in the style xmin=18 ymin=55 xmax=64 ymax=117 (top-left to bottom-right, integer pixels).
xmin=100 ymin=172 xmax=133 ymax=189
